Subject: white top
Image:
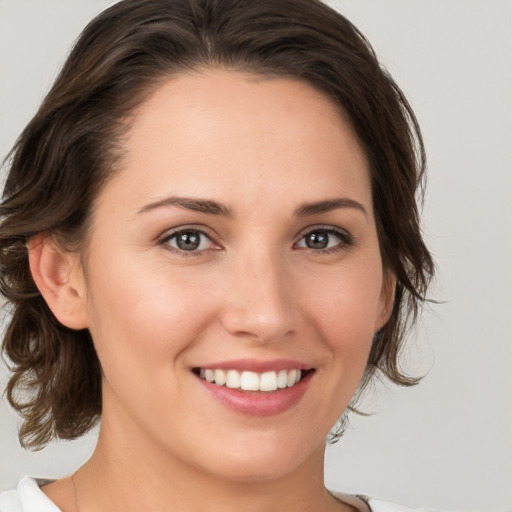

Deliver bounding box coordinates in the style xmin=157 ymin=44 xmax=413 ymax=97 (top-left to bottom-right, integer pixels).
xmin=0 ymin=477 xmax=446 ymax=512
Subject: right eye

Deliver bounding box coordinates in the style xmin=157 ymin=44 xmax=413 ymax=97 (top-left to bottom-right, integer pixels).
xmin=161 ymin=229 xmax=217 ymax=253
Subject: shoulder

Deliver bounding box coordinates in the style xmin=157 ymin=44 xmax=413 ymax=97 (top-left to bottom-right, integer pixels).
xmin=330 ymin=490 xmax=447 ymax=512
xmin=368 ymin=497 xmax=448 ymax=512
xmin=0 ymin=488 xmax=19 ymax=512
xmin=0 ymin=477 xmax=61 ymax=512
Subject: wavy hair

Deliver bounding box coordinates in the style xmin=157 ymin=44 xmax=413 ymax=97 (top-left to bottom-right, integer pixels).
xmin=0 ymin=0 xmax=434 ymax=449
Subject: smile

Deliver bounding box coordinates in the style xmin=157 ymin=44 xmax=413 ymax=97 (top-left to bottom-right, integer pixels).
xmin=195 ymin=368 xmax=306 ymax=392
xmin=192 ymin=360 xmax=315 ymax=415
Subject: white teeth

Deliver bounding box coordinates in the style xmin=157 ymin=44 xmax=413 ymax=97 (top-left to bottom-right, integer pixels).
xmin=240 ymin=371 xmax=260 ymax=391
xmin=287 ymin=369 xmax=298 ymax=387
xmin=214 ymin=369 xmax=226 ymax=386
xmin=199 ymin=368 xmax=305 ymax=392
xmin=226 ymin=370 xmax=241 ymax=389
xmin=277 ymin=369 xmax=288 ymax=389
xmin=260 ymin=371 xmax=278 ymax=392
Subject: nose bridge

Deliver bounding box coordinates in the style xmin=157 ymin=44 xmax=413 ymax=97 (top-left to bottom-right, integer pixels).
xmin=222 ymin=245 xmax=295 ymax=342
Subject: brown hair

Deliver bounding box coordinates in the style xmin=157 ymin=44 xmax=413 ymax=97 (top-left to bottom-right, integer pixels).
xmin=0 ymin=0 xmax=434 ymax=449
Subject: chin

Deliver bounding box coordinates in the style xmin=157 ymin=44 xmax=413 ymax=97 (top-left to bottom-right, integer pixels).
xmin=207 ymin=456 xmax=304 ymax=484
xmin=191 ymin=431 xmax=325 ymax=484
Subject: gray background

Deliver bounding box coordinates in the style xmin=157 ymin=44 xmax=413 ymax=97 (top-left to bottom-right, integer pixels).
xmin=1 ymin=1 xmax=511 ymax=511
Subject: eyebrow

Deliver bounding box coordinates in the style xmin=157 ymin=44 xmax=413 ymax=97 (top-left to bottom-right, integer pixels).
xmin=295 ymin=197 xmax=368 ymax=218
xmin=137 ymin=195 xmax=367 ymax=219
xmin=137 ymin=196 xmax=232 ymax=216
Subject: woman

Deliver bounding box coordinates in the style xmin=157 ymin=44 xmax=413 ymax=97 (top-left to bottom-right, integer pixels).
xmin=0 ymin=0 xmax=437 ymax=510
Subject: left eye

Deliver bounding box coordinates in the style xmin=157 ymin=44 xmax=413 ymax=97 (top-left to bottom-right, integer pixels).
xmin=163 ymin=229 xmax=214 ymax=252
xmin=296 ymin=228 xmax=349 ymax=251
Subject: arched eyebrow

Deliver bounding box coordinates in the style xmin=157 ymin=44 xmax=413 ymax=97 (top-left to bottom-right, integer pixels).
xmin=137 ymin=195 xmax=367 ymax=219
xmin=294 ymin=198 xmax=368 ymax=219
xmin=137 ymin=196 xmax=232 ymax=216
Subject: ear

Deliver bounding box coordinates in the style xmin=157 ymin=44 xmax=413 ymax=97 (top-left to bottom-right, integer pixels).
xmin=374 ymin=270 xmax=396 ymax=331
xmin=27 ymin=233 xmax=88 ymax=330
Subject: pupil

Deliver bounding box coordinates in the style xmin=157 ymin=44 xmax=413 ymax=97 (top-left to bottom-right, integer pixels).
xmin=306 ymin=231 xmax=328 ymax=249
xmin=177 ymin=231 xmax=200 ymax=251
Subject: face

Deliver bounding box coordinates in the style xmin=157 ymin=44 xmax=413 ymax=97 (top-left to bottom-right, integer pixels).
xmin=75 ymin=70 xmax=392 ymax=482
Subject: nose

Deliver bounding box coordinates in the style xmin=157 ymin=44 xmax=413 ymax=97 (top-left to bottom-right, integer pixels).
xmin=220 ymin=252 xmax=297 ymax=344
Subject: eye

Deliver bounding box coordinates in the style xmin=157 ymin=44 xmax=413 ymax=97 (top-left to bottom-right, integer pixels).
xmin=162 ymin=229 xmax=216 ymax=253
xmin=295 ymin=227 xmax=352 ymax=252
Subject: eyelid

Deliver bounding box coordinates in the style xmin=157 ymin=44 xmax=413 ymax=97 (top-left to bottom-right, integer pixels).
xmin=157 ymin=223 xmax=353 ymax=255
xmin=158 ymin=225 xmax=222 ymax=254
xmin=294 ymin=224 xmax=353 ymax=251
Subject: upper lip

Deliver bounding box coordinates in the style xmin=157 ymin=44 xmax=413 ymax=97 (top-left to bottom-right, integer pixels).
xmin=192 ymin=359 xmax=313 ymax=373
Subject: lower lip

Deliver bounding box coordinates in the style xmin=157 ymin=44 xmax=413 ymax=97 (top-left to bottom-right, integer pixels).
xmin=196 ymin=372 xmax=313 ymax=416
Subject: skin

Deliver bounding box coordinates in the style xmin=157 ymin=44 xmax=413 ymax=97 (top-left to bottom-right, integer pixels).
xmin=32 ymin=69 xmax=393 ymax=512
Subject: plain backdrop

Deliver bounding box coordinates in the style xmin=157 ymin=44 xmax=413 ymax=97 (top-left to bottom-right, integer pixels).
xmin=1 ymin=1 xmax=511 ymax=511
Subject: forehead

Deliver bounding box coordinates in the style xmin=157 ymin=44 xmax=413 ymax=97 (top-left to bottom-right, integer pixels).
xmin=104 ymin=69 xmax=372 ymax=216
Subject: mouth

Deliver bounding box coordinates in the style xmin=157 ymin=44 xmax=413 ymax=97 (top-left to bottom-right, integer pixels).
xmin=192 ymin=367 xmax=313 ymax=392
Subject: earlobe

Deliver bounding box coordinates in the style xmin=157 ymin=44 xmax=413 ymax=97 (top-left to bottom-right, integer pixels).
xmin=27 ymin=234 xmax=88 ymax=330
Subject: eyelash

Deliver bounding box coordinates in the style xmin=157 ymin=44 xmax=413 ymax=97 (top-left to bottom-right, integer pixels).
xmin=294 ymin=226 xmax=353 ymax=254
xmin=159 ymin=225 xmax=353 ymax=256
xmin=159 ymin=227 xmax=219 ymax=257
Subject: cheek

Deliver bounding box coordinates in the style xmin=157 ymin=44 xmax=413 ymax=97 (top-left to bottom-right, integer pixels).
xmin=84 ymin=256 xmax=219 ymax=382
xmin=295 ymin=255 xmax=384 ymax=401
xmin=299 ymin=258 xmax=384 ymax=341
